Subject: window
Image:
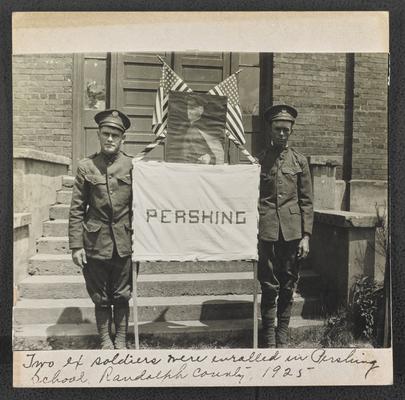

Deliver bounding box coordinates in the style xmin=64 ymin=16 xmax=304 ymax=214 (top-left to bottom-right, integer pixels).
xmin=83 ymin=55 xmax=108 ymax=110
xmin=237 ymin=53 xmax=260 ymax=115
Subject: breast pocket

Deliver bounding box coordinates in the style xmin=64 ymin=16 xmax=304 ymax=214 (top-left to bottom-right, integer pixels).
xmin=85 ymin=174 xmax=106 ymax=185
xmin=281 ymin=165 xmax=302 ymax=176
xmin=84 ymin=174 xmax=107 ymax=199
xmin=281 ymin=165 xmax=302 ymax=186
xmin=116 ymin=174 xmax=132 ymax=200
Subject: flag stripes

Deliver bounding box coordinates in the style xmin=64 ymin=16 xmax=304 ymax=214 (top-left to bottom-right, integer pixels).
xmin=152 ymin=63 xmax=192 ymax=137
xmin=152 ymin=61 xmax=246 ymax=146
xmin=208 ymin=74 xmax=246 ymax=145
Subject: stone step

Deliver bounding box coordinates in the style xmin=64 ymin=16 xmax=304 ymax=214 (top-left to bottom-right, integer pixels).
xmin=28 ymin=254 xmax=253 ymax=276
xmin=33 ymin=236 xmax=322 ymax=291
xmin=36 ymin=237 xmax=70 ymax=254
xmin=49 ymin=204 xmax=70 ymax=220
xmin=30 ymin=236 xmax=322 ymax=297
xmin=18 ymin=273 xmax=256 ymax=299
xmin=56 ymin=190 xmax=72 ymax=205
xmin=28 ymin=254 xmax=82 ymax=275
xmin=42 ymin=220 xmax=68 ymax=237
xmin=62 ymin=175 xmax=74 ymax=188
xmin=19 ymin=271 xmax=321 ymax=300
xmin=14 ymin=316 xmax=324 ymax=349
xmin=14 ymin=293 xmax=321 ymax=325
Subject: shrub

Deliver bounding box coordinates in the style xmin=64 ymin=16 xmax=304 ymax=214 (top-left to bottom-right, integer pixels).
xmin=321 ymin=308 xmax=355 ymax=347
xmin=321 ymin=276 xmax=384 ymax=347
xmin=351 ymin=276 xmax=384 ymax=343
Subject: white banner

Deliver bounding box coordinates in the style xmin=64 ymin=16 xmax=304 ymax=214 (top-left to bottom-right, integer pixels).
xmin=132 ymin=161 xmax=260 ymax=261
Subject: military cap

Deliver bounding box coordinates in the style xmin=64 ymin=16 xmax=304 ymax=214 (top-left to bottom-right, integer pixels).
xmin=94 ymin=109 xmax=131 ymax=132
xmin=264 ymin=104 xmax=298 ymax=123
xmin=186 ymin=93 xmax=209 ymax=107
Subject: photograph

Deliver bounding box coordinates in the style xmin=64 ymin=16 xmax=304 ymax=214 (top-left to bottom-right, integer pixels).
xmin=166 ymin=91 xmax=227 ymax=165
xmin=13 ymin=49 xmax=389 ymax=355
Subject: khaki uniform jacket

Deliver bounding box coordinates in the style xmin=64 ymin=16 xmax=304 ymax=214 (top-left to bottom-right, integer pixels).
xmin=68 ymin=151 xmax=133 ymax=260
xmin=182 ymin=121 xmax=216 ymax=164
xmin=258 ymin=146 xmax=314 ymax=242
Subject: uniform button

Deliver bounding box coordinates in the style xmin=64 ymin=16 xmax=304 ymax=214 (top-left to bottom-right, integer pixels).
xmin=278 ymin=180 xmax=282 ymax=184
xmin=278 ymin=194 xmax=282 ymax=198
xmin=111 ymin=222 xmax=115 ymax=225
xmin=109 ymin=175 xmax=112 ymax=179
xmin=110 ymin=191 xmax=113 ymax=195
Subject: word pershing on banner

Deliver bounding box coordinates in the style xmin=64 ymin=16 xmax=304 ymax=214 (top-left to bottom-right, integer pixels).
xmin=131 ymin=161 xmax=260 ymax=261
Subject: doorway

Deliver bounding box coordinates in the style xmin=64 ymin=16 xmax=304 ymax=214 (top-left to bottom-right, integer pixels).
xmin=72 ymin=52 xmax=261 ymax=171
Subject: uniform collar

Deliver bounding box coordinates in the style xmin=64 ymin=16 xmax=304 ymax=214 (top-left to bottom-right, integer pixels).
xmin=268 ymin=143 xmax=289 ymax=155
xmin=100 ymin=150 xmax=121 ymax=164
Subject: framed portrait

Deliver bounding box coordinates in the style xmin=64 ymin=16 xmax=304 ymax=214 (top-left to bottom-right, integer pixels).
xmin=166 ymin=92 xmax=227 ymax=164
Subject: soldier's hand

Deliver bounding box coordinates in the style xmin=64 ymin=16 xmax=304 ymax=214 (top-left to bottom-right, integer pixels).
xmin=297 ymin=236 xmax=310 ymax=259
xmin=72 ymin=248 xmax=87 ymax=269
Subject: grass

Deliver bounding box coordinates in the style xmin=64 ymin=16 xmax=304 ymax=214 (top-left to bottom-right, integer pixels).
xmin=14 ymin=333 xmax=252 ymax=351
xmin=13 ymin=324 xmax=374 ymax=351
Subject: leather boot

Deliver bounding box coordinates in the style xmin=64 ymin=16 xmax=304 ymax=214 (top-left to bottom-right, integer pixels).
xmin=261 ymin=302 xmax=277 ymax=348
xmin=276 ymin=290 xmax=293 ymax=348
xmin=276 ymin=318 xmax=290 ymax=348
xmin=262 ymin=318 xmax=276 ymax=348
xmin=95 ymin=306 xmax=114 ymax=350
xmin=113 ymin=303 xmax=129 ymax=349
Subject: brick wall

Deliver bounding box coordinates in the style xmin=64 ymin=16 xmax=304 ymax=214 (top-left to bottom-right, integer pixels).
xmin=13 ymin=54 xmax=73 ymax=159
xmin=273 ymin=54 xmax=346 ymax=171
xmin=272 ymin=53 xmax=388 ymax=181
xmin=352 ymin=54 xmax=388 ymax=180
xmin=12 ymin=53 xmax=388 ymax=180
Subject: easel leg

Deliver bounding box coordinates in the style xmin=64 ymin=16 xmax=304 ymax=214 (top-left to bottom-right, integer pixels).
xmin=253 ymin=260 xmax=258 ymax=349
xmin=132 ymin=261 xmax=140 ymax=349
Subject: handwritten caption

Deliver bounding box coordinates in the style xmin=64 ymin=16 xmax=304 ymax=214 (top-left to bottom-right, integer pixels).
xmin=14 ymin=348 xmax=390 ymax=387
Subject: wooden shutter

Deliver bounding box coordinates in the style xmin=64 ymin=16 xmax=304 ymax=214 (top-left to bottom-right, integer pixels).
xmin=173 ymin=52 xmax=231 ymax=92
xmin=113 ymin=52 xmax=171 ymax=160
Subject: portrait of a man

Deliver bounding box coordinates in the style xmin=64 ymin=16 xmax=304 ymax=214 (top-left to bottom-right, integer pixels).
xmin=166 ymin=92 xmax=227 ymax=164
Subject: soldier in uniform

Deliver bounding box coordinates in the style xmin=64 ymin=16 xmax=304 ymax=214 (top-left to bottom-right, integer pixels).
xmin=180 ymin=94 xmax=224 ymax=164
xmin=258 ymin=104 xmax=314 ymax=348
xmin=69 ymin=109 xmax=133 ymax=349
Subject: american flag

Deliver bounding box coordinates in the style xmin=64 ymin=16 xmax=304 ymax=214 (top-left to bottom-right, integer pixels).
xmin=208 ymin=74 xmax=246 ymax=145
xmin=152 ymin=63 xmax=192 ymax=137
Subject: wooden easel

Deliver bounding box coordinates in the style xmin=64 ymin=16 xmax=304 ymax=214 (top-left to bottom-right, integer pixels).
xmin=132 ymin=263 xmax=140 ymax=349
xmin=132 ymin=258 xmax=259 ymax=350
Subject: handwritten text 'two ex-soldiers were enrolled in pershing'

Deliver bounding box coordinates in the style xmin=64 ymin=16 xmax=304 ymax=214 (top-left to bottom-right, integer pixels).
xmin=21 ymin=349 xmax=380 ymax=386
